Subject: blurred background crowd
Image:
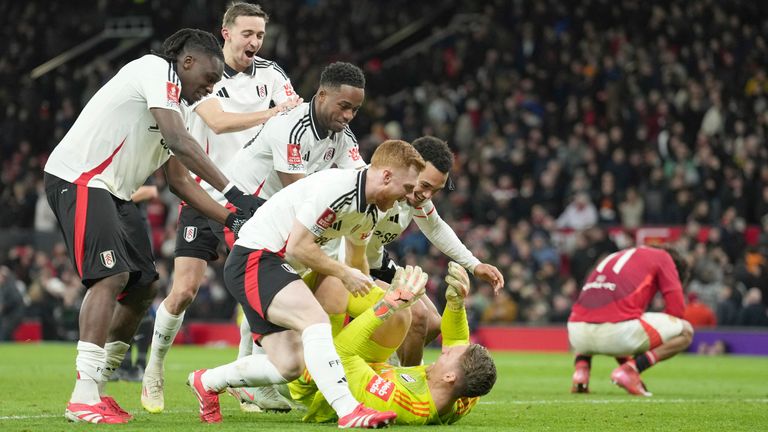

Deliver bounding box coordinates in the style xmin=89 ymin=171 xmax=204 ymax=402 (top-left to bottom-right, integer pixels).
xmin=2 ymin=0 xmax=768 ymax=342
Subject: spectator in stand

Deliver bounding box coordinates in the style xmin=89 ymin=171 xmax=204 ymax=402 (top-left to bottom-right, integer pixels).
xmin=0 ymin=266 xmax=26 ymax=340
xmin=738 ymin=288 xmax=768 ymax=327
xmin=683 ymin=292 xmax=717 ymax=328
xmin=556 ymin=192 xmax=598 ymax=231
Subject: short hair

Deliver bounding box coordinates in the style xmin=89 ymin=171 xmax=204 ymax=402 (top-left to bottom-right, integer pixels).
xmin=319 ymin=62 xmax=365 ymax=90
xmin=412 ymin=136 xmax=454 ymax=174
xmin=158 ymin=29 xmax=224 ymax=62
xmin=456 ymin=344 xmax=497 ymax=398
xmin=223 ymin=2 xmax=269 ymax=28
xmin=660 ymin=246 xmax=691 ymax=285
xmin=370 ymin=140 xmax=425 ymax=173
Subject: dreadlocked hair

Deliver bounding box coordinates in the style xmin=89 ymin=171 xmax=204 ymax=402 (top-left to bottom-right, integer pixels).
xmin=154 ymin=28 xmax=223 ymax=62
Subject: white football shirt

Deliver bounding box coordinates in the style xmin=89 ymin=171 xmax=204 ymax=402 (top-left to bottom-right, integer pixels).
xmin=189 ymin=56 xmax=296 ymax=196
xmin=44 ymin=55 xmax=179 ymax=200
xmin=209 ymin=96 xmax=365 ymax=204
xmin=236 ymin=168 xmax=378 ymax=273
xmin=367 ymin=199 xmax=481 ymax=272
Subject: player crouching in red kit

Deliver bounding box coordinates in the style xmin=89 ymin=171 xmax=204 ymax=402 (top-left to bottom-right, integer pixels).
xmin=567 ymin=246 xmax=694 ymax=396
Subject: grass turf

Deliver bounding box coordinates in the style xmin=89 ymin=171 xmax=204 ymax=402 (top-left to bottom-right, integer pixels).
xmin=0 ymin=343 xmax=766 ymax=431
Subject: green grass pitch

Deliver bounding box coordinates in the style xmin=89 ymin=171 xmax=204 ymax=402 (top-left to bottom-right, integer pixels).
xmin=1 ymin=343 xmax=766 ymax=431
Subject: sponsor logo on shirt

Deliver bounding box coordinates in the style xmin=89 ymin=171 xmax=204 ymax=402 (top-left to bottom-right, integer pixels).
xmin=256 ymin=84 xmax=267 ymax=98
xmin=100 ymin=250 xmax=116 ymax=269
xmin=287 ymin=143 xmax=302 ymax=165
xmin=284 ymin=83 xmax=295 ymax=97
xmin=348 ymin=146 xmax=361 ymax=161
xmin=184 ymin=226 xmax=198 ymax=243
xmin=166 ymin=82 xmax=180 ymax=107
xmin=323 ymin=148 xmax=335 ymax=161
xmin=365 ymin=375 xmax=394 ymax=402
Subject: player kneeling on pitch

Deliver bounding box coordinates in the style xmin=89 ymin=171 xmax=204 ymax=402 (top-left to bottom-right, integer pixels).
xmin=567 ymin=246 xmax=694 ymax=396
xmin=290 ymin=262 xmax=497 ymax=425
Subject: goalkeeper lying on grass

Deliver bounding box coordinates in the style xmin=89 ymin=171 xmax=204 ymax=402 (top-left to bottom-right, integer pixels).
xmin=289 ymin=263 xmax=497 ymax=425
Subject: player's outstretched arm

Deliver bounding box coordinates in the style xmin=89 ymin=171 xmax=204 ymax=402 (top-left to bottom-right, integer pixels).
xmin=164 ymin=157 xmax=248 ymax=236
xmin=151 ymin=107 xmax=264 ymax=216
xmin=286 ymin=220 xmax=373 ymax=297
xmin=443 ymin=262 xmax=471 ymax=347
xmin=194 ymin=96 xmax=303 ymax=134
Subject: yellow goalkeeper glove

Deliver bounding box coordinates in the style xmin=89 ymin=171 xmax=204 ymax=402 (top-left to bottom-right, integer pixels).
xmin=445 ymin=261 xmax=470 ymax=310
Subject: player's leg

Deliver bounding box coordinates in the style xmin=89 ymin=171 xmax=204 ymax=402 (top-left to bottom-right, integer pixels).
xmin=266 ymin=279 xmax=396 ymax=428
xmin=611 ymin=313 xmax=693 ymax=396
xmin=143 ymin=205 xmax=218 ymax=413
xmin=45 ymin=176 xmax=134 ymax=424
xmin=396 ymin=295 xmax=441 ymax=366
xmin=567 ymin=321 xmax=594 ymax=393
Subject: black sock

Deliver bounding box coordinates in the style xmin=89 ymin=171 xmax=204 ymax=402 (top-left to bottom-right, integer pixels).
xmin=633 ymin=352 xmax=654 ymax=373
xmin=574 ymin=354 xmax=592 ymax=369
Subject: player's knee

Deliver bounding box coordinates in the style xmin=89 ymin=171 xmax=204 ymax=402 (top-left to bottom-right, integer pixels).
xmin=681 ymin=320 xmax=694 ymax=345
xmin=274 ymin=353 xmax=305 ymax=381
xmin=169 ymin=276 xmax=202 ymax=307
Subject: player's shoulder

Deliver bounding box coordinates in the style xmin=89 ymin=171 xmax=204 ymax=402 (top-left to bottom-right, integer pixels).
xmin=265 ymin=102 xmax=311 ymax=141
xmin=341 ymin=125 xmax=358 ymax=144
xmin=252 ymin=56 xmax=289 ymax=80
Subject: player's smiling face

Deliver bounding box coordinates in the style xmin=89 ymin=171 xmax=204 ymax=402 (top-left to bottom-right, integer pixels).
xmin=222 ymin=15 xmax=266 ymax=71
xmin=179 ymin=54 xmax=223 ymax=104
xmin=317 ymin=85 xmax=365 ymax=133
xmin=377 ymin=165 xmax=419 ymax=210
xmin=406 ymin=162 xmax=448 ymax=207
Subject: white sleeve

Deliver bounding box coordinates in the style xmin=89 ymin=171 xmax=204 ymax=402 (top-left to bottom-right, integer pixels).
xmin=412 ymin=200 xmax=481 ymax=272
xmin=140 ymin=57 xmax=181 ymax=113
xmin=269 ymin=62 xmax=296 ymax=105
xmin=334 ymin=129 xmax=366 ymax=169
xmin=295 ymin=183 xmax=344 ymax=237
xmin=269 ymin=117 xmax=307 ymax=175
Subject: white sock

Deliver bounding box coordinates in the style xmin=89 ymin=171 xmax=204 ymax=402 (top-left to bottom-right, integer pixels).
xmin=237 ymin=317 xmax=253 ymax=359
xmin=201 ymin=354 xmax=287 ymax=393
xmin=147 ymin=302 xmax=184 ymax=371
xmin=71 ymin=341 xmax=106 ymax=405
xmin=98 ymin=341 xmax=130 ymax=395
xmin=301 ymin=323 xmax=358 ymax=417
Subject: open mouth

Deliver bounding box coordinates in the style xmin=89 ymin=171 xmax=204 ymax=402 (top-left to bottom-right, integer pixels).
xmin=244 ymin=50 xmax=255 ymax=59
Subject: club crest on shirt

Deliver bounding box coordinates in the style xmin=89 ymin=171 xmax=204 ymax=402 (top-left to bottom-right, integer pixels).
xmin=166 ymin=82 xmax=180 ymax=107
xmin=184 ymin=226 xmax=198 ymax=242
xmin=100 ymin=250 xmax=116 ymax=269
xmin=323 ymin=147 xmax=336 ymax=161
xmin=256 ymin=84 xmax=267 ymax=98
xmin=287 ymin=143 xmax=302 ymax=165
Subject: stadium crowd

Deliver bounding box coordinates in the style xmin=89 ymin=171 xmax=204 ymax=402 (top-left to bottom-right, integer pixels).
xmin=2 ymin=0 xmax=768 ymax=342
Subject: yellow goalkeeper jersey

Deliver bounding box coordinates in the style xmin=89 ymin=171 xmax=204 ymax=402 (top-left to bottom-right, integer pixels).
xmin=298 ymin=359 xmax=478 ymax=425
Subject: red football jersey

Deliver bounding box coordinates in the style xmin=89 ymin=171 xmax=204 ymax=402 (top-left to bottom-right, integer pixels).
xmin=569 ymin=247 xmax=685 ymax=323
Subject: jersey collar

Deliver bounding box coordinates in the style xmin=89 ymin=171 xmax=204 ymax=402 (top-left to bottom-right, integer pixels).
xmin=309 ymin=96 xmax=335 ymax=141
xmin=356 ymin=169 xmax=369 ymax=213
xmin=222 ymin=60 xmax=256 ymax=79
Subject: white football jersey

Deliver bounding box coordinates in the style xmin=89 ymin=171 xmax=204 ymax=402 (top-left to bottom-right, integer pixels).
xmin=236 ymin=169 xmax=379 ymax=273
xmin=367 ymin=199 xmax=481 ymax=272
xmin=44 ymin=55 xmax=178 ymax=200
xmin=210 ymin=97 xmax=365 ymax=204
xmin=189 ymin=57 xmax=296 ymax=195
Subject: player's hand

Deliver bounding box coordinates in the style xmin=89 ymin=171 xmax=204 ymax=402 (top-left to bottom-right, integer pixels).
xmin=375 ymin=266 xmax=428 ymax=319
xmin=274 ymin=97 xmax=303 ymax=114
xmin=446 ymin=261 xmax=470 ymax=310
xmin=340 ymin=266 xmax=374 ymax=297
xmin=474 ymin=263 xmax=504 ymax=294
xmin=224 ymin=210 xmax=249 ymax=239
xmin=224 ymin=185 xmax=266 ymax=216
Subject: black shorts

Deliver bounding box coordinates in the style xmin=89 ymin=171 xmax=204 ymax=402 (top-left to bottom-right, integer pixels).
xmin=44 ymin=173 xmax=158 ymax=288
xmin=224 ymin=245 xmax=302 ymax=339
xmin=369 ymin=248 xmax=398 ymax=283
xmin=175 ymin=204 xmax=238 ymax=261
